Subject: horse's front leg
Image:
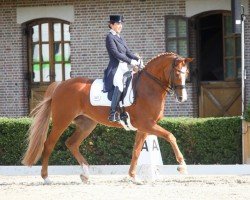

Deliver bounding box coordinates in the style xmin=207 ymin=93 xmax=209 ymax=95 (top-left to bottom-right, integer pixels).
xmin=129 ymin=131 xmax=148 ymax=178
xmin=141 ymin=123 xmax=187 ymax=174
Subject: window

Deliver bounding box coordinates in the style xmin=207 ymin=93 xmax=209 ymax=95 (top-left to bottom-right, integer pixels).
xmin=223 ymin=14 xmax=241 ymax=80
xmin=165 ymin=16 xmax=189 ymax=57
xmin=27 ymin=19 xmax=71 ymax=84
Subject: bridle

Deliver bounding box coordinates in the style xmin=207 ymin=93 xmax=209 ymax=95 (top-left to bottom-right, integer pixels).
xmin=142 ymin=57 xmax=187 ymax=95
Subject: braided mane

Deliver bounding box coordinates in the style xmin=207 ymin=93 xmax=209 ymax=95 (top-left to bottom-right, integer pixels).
xmin=145 ymin=52 xmax=177 ymax=67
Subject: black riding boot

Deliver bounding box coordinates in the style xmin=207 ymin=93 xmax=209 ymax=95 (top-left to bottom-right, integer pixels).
xmin=108 ymin=87 xmax=122 ymax=122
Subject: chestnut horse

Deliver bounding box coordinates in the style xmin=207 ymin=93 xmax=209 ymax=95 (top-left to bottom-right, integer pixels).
xmin=22 ymin=52 xmax=193 ymax=183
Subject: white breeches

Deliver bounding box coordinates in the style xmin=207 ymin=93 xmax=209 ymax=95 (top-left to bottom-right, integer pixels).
xmin=113 ymin=62 xmax=130 ymax=92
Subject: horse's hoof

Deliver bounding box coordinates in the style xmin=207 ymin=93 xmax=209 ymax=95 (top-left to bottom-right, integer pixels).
xmin=128 ymin=176 xmax=144 ymax=185
xmin=43 ymin=177 xmax=52 ymax=185
xmin=80 ymin=164 xmax=89 ymax=183
xmin=177 ymin=166 xmax=188 ymax=175
xmin=80 ymin=174 xmax=89 ymax=184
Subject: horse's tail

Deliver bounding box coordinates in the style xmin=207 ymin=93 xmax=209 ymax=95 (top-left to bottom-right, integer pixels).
xmin=22 ymin=82 xmax=61 ymax=166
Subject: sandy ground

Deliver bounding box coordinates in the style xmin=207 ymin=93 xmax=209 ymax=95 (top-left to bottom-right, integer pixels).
xmin=1 ymin=175 xmax=250 ymax=200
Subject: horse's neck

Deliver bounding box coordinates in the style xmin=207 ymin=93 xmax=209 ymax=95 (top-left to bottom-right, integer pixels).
xmin=136 ymin=68 xmax=168 ymax=104
xmin=135 ymin=74 xmax=167 ymax=119
xmin=134 ymin=55 xmax=174 ymax=115
xmin=136 ymin=56 xmax=173 ymax=102
xmin=144 ymin=58 xmax=171 ymax=87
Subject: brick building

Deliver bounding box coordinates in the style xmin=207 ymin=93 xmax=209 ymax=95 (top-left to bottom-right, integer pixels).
xmin=0 ymin=0 xmax=249 ymax=117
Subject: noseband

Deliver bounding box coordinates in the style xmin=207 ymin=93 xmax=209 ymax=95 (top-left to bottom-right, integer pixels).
xmin=143 ymin=57 xmax=187 ymax=95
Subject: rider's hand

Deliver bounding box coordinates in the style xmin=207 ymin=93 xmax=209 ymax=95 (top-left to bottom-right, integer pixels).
xmin=131 ymin=59 xmax=139 ymax=66
xmin=138 ymin=59 xmax=145 ymax=69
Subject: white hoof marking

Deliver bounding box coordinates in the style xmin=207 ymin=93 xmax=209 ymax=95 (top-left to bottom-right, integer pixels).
xmin=128 ymin=176 xmax=144 ymax=185
xmin=80 ymin=164 xmax=90 ymax=183
xmin=43 ymin=177 xmax=52 ymax=185
xmin=177 ymin=164 xmax=188 ymax=175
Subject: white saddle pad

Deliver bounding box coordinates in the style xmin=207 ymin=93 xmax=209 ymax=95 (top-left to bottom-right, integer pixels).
xmin=90 ymin=79 xmax=134 ymax=107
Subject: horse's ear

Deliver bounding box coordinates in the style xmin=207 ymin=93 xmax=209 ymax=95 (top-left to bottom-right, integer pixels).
xmin=185 ymin=58 xmax=194 ymax=63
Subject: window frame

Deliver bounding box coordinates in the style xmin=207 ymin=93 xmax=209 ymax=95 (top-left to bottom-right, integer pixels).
xmin=165 ymin=15 xmax=189 ymax=57
xmin=222 ymin=13 xmax=241 ymax=81
xmin=27 ymin=18 xmax=71 ymax=85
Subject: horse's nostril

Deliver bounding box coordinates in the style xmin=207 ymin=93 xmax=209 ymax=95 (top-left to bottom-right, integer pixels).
xmin=178 ymin=96 xmax=183 ymax=101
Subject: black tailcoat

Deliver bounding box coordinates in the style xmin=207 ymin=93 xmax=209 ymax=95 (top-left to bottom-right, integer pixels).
xmin=103 ymin=32 xmax=138 ymax=92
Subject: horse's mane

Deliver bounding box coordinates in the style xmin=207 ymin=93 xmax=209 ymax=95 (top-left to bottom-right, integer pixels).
xmin=145 ymin=52 xmax=177 ymax=67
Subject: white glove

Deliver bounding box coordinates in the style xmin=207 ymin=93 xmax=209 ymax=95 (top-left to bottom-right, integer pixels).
xmin=131 ymin=59 xmax=139 ymax=66
xmin=138 ymin=59 xmax=144 ymax=69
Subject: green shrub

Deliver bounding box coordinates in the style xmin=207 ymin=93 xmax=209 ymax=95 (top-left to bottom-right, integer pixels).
xmin=158 ymin=117 xmax=242 ymax=164
xmin=244 ymin=104 xmax=250 ymax=122
xmin=0 ymin=117 xmax=242 ymax=165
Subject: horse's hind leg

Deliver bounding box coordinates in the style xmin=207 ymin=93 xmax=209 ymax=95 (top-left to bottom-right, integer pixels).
xmin=41 ymin=113 xmax=75 ymax=183
xmin=65 ymin=115 xmax=97 ymax=183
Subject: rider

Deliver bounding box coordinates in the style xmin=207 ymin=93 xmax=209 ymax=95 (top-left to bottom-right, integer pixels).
xmin=103 ymin=15 xmax=142 ymax=122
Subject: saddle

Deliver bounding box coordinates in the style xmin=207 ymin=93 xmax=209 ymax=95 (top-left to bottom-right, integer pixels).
xmin=90 ymin=71 xmax=134 ymax=107
xmin=90 ymin=71 xmax=137 ymax=131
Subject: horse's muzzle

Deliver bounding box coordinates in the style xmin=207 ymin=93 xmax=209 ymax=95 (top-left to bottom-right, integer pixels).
xmin=177 ymin=96 xmax=183 ymax=102
xmin=176 ymin=88 xmax=187 ymax=103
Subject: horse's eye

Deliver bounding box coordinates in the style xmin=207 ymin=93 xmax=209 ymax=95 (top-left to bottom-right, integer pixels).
xmin=175 ymin=72 xmax=180 ymax=78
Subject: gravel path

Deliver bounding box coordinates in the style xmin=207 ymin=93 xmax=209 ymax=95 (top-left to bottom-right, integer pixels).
xmin=1 ymin=175 xmax=250 ymax=200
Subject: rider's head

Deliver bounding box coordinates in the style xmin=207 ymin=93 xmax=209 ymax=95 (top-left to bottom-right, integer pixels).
xmin=109 ymin=15 xmax=124 ymax=34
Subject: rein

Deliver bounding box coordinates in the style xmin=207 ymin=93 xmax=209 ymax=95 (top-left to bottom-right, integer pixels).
xmin=143 ymin=70 xmax=172 ymax=93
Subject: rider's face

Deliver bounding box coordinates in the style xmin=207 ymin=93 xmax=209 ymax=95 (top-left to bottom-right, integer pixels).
xmin=110 ymin=22 xmax=123 ymax=34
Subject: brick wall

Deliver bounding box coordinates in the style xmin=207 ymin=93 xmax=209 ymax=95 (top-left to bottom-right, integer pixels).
xmin=0 ymin=3 xmax=27 ymax=116
xmin=3 ymin=0 xmax=248 ymax=117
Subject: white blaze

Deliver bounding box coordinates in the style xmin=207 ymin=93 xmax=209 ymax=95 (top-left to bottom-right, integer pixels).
xmin=180 ymin=67 xmax=187 ymax=102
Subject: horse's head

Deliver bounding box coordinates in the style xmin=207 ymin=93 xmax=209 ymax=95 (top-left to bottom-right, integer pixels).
xmin=166 ymin=56 xmax=193 ymax=103
xmin=143 ymin=53 xmax=193 ymax=103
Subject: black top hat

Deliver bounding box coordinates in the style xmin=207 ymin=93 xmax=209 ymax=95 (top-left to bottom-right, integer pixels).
xmin=109 ymin=15 xmax=124 ymax=23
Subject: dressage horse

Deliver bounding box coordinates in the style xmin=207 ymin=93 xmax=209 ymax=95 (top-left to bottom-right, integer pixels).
xmin=22 ymin=52 xmax=193 ymax=183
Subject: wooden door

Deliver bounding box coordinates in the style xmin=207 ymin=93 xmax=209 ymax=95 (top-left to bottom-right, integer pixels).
xmin=197 ymin=12 xmax=241 ymax=117
xmin=29 ymin=85 xmax=48 ymax=111
xmin=27 ymin=19 xmax=71 ymax=112
xmin=199 ymin=82 xmax=241 ymax=117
